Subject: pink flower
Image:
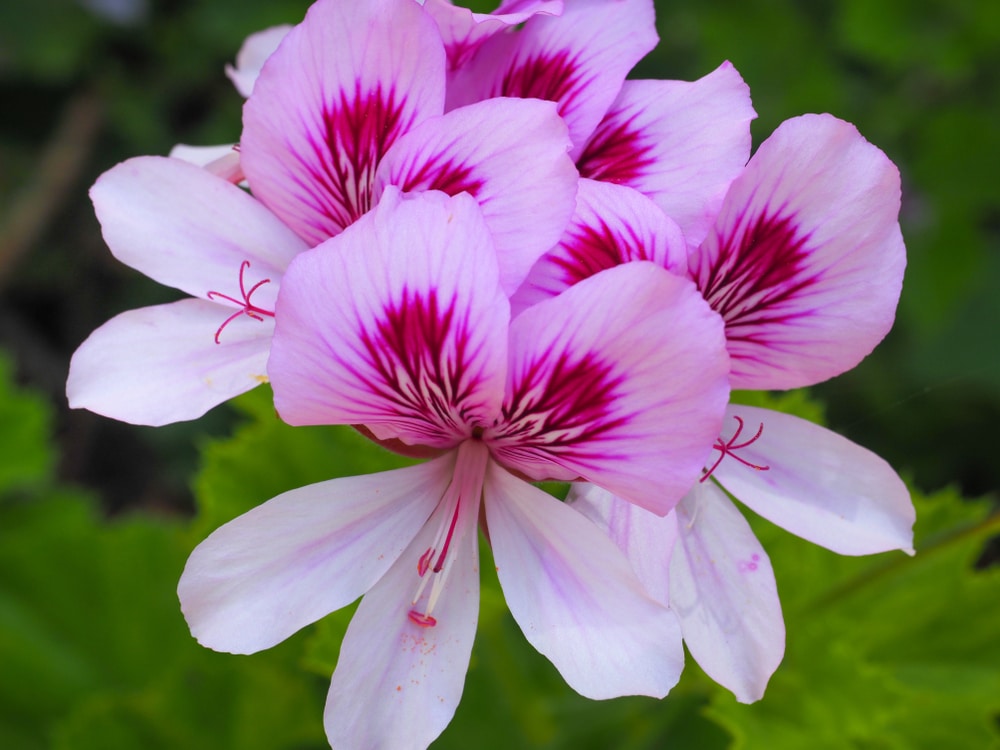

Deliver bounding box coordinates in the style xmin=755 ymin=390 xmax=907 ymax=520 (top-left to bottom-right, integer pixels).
xmin=240 ymin=0 xmax=578 ymax=296
xmin=446 ymin=0 xmax=756 ymax=248
xmin=520 ymin=114 xmax=914 ymax=702
xmin=178 ymin=189 xmax=731 ymax=749
xmin=67 ymin=0 xmax=579 ymax=426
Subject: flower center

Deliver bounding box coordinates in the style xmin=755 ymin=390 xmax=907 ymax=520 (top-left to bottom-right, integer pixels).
xmin=206 ymin=260 xmax=275 ymax=344
xmin=700 ymin=413 xmax=770 ymax=482
xmin=407 ymin=440 xmax=489 ymax=628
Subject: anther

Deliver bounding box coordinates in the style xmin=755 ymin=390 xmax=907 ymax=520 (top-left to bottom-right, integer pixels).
xmin=700 ymin=414 xmax=770 ymax=482
xmin=407 ymin=610 xmax=438 ymax=628
xmin=206 ymin=260 xmax=275 ymax=344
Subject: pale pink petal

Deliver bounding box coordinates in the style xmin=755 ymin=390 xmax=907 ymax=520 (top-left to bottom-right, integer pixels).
xmin=269 ymin=189 xmax=509 ymax=448
xmin=91 ymin=156 xmax=305 ymax=299
xmin=66 ymin=298 xmax=271 ymax=426
xmin=422 ymin=0 xmax=563 ymax=70
xmin=447 ymin=0 xmax=657 ymax=159
xmin=325 ymin=448 xmax=482 ymax=750
xmin=670 ymin=482 xmax=784 ymax=703
xmin=376 ymin=97 xmax=577 ymax=296
xmin=241 ymin=0 xmax=446 ymax=245
xmin=178 ymin=454 xmax=456 ymax=655
xmin=224 ymin=25 xmax=292 ymax=97
xmin=712 ymin=405 xmax=915 ymax=555
xmin=510 ymin=178 xmax=687 ymax=314
xmin=490 ymin=262 xmax=729 ymax=515
xmin=567 ymin=483 xmax=677 ymax=606
xmin=577 ymin=63 xmax=755 ymax=248
xmin=690 ymin=114 xmax=906 ymax=390
xmin=485 ymin=463 xmax=684 ymax=699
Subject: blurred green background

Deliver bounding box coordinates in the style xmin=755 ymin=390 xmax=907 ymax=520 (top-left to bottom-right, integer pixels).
xmin=1 ymin=0 xmax=998 ymax=748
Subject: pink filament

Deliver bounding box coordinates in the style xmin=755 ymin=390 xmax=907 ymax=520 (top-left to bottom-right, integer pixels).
xmin=700 ymin=414 xmax=770 ymax=482
xmin=206 ymin=260 xmax=275 ymax=344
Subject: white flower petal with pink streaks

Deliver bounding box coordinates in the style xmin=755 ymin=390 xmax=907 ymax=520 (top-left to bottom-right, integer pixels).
xmin=511 ymin=178 xmax=686 ymax=314
xmin=691 ymin=114 xmax=906 ymax=390
xmin=67 ymin=298 xmax=271 ymax=426
xmin=178 ymin=454 xmax=455 ymax=655
xmin=90 ymin=156 xmax=305 ymax=300
xmin=376 ymin=97 xmax=577 ymax=296
xmin=241 ymin=0 xmax=446 ymax=245
xmin=493 ymin=262 xmax=729 ymax=515
xmin=225 ymin=25 xmax=292 ymax=97
xmin=448 ymin=0 xmax=657 ymax=159
xmin=577 ymin=63 xmax=755 ymax=248
xmin=269 ymin=189 xmax=509 ymax=449
xmin=325 ymin=458 xmax=480 ymax=750
xmin=670 ymin=482 xmax=784 ymax=703
xmin=485 ymin=463 xmax=683 ymax=699
xmin=713 ymin=405 xmax=915 ymax=555
xmin=567 ymin=483 xmax=677 ymax=605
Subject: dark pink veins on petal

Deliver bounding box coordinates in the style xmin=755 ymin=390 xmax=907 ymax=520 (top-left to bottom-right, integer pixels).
xmin=355 ymin=288 xmax=486 ymax=444
xmin=496 ymin=49 xmax=588 ymax=120
xmin=300 ymin=83 xmax=410 ymax=235
xmin=695 ymin=210 xmax=817 ymax=347
xmin=576 ymin=111 xmax=656 ymax=184
xmin=491 ymin=349 xmax=628 ymax=463
xmin=393 ymin=151 xmax=485 ymax=199
xmin=553 ymin=219 xmax=652 ymax=285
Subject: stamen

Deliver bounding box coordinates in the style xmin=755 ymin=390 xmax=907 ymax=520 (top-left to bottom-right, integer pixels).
xmin=206 ymin=260 xmax=275 ymax=344
xmin=405 ymin=441 xmax=488 ymax=629
xmin=700 ymin=414 xmax=770 ymax=482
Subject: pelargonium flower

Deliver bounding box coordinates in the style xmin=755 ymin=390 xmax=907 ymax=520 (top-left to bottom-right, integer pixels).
xmin=518 ymin=113 xmax=914 ymax=702
xmin=67 ymin=0 xmax=578 ymax=427
xmin=240 ymin=0 xmax=578 ymax=296
xmin=446 ymin=0 xmax=756 ymax=249
xmin=178 ymin=188 xmax=731 ymax=749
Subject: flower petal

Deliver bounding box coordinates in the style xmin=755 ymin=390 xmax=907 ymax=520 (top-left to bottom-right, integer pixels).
xmin=576 ymin=63 xmax=755 ymax=248
xmin=269 ymin=189 xmax=509 ymax=448
xmin=422 ymin=0 xmax=563 ymax=70
xmin=712 ymin=405 xmax=915 ymax=555
xmin=510 ymin=178 xmax=687 ymax=314
xmin=485 ymin=463 xmax=683 ymax=699
xmin=376 ymin=97 xmax=578 ymax=296
xmin=224 ymin=25 xmax=292 ymax=98
xmin=325 ymin=455 xmax=481 ymax=750
xmin=178 ymin=454 xmax=455 ymax=655
xmin=567 ymin=483 xmax=677 ymax=606
xmin=670 ymin=482 xmax=784 ymax=703
xmin=447 ymin=0 xmax=657 ymax=159
xmin=491 ymin=262 xmax=730 ymax=515
xmin=91 ymin=156 xmax=305 ymax=299
xmin=690 ymin=114 xmax=906 ymax=390
xmin=241 ymin=0 xmax=446 ymax=245
xmin=66 ymin=298 xmax=270 ymax=426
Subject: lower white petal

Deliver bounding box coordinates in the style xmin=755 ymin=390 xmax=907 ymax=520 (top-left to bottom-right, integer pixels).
xmin=671 ymin=483 xmax=784 ymax=703
xmin=324 ymin=472 xmax=481 ymax=750
xmin=486 ymin=463 xmax=683 ymax=700
xmin=714 ymin=405 xmax=915 ymax=555
xmin=67 ymin=298 xmax=271 ymax=426
xmin=178 ymin=455 xmax=455 ymax=655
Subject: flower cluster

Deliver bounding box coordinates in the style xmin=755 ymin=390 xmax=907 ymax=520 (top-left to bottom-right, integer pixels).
xmin=67 ymin=0 xmax=914 ymax=747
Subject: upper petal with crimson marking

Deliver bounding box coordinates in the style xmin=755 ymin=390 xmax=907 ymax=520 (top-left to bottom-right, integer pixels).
xmin=690 ymin=114 xmax=905 ymax=390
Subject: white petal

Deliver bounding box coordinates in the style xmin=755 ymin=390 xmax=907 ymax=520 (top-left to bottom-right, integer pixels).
xmin=567 ymin=482 xmax=677 ymax=605
xmin=486 ymin=463 xmax=684 ymax=699
xmin=325 ymin=455 xmax=481 ymax=750
xmin=713 ymin=405 xmax=915 ymax=555
xmin=178 ymin=455 xmax=455 ymax=654
xmin=224 ymin=25 xmax=292 ymax=97
xmin=66 ymin=298 xmax=270 ymax=426
xmin=671 ymin=482 xmax=784 ymax=703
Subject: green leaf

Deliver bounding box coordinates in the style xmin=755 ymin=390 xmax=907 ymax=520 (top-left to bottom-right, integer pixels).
xmin=0 ymin=353 xmax=53 ymax=492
